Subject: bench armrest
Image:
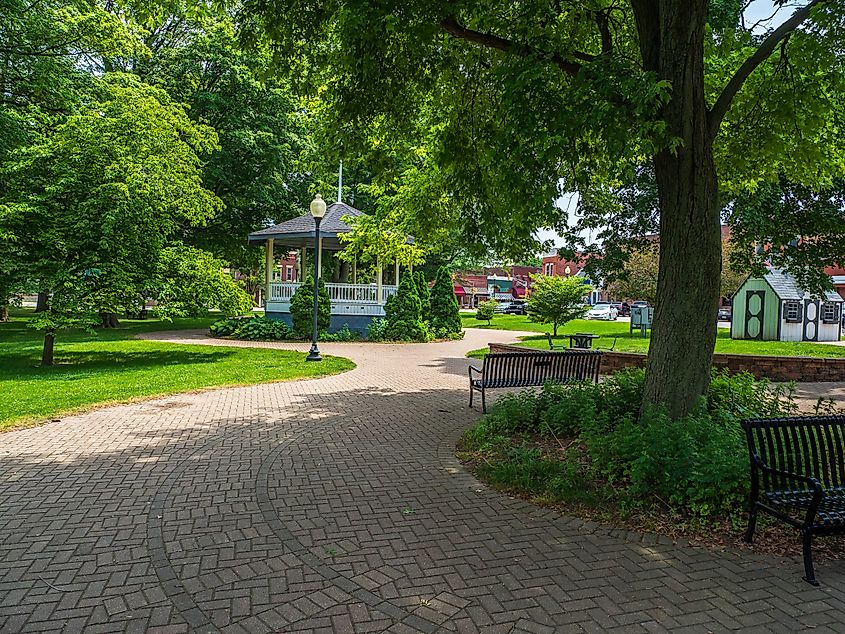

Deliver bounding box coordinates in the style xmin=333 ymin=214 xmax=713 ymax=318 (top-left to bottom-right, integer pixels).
xmin=468 ymin=365 xmax=482 ymax=378
xmin=752 ymin=454 xmax=824 ymax=524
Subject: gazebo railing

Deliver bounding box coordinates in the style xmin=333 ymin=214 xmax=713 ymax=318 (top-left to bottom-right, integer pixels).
xmin=268 ymin=282 xmax=398 ymax=306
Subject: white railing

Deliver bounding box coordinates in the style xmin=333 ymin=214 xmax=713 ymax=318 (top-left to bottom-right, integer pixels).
xmin=268 ymin=282 xmax=398 ymax=307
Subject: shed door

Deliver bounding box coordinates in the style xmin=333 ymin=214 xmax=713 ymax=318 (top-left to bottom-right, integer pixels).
xmin=804 ymin=300 xmax=819 ymax=342
xmin=744 ymin=290 xmax=765 ymax=340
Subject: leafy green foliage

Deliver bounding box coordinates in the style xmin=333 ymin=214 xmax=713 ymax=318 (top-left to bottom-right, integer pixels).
xmin=462 ymin=368 xmax=799 ymax=520
xmin=210 ymin=316 xmax=292 ymax=340
xmin=290 ymin=276 xmax=331 ymax=338
xmin=429 ymin=266 xmax=462 ymax=337
xmin=366 ymin=318 xmax=387 ymax=342
xmin=150 ymin=247 xmax=254 ymax=319
xmin=414 ymin=271 xmax=431 ymax=317
xmin=526 ymin=275 xmax=588 ymax=336
xmin=475 ymin=300 xmax=497 ymax=326
xmin=383 ymin=270 xmax=429 ymax=341
xmin=319 ymin=324 xmax=359 ymax=342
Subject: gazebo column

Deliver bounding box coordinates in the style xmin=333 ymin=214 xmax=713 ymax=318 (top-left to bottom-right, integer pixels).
xmin=394 ymin=257 xmax=400 ymax=285
xmin=352 ymin=255 xmax=358 ymax=284
xmin=300 ymin=247 xmax=306 ymax=282
xmin=377 ymin=260 xmax=383 ymax=304
xmin=264 ymin=238 xmax=274 ymax=307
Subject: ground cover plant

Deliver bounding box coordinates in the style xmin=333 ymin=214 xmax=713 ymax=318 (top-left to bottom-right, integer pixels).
xmin=0 ymin=309 xmax=354 ymax=432
xmin=461 ymin=314 xmax=845 ymax=359
xmin=459 ymin=368 xmax=845 ymax=553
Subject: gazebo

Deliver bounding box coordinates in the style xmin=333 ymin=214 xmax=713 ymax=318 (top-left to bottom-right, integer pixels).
xmin=248 ymin=201 xmax=411 ymax=332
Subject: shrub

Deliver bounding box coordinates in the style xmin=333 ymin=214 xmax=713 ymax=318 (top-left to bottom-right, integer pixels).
xmin=320 ymin=324 xmax=358 ymax=342
xmin=367 ymin=318 xmax=387 ymax=342
xmin=526 ymin=275 xmax=588 ymax=336
xmin=475 ymin=299 xmax=497 ymax=325
xmin=414 ymin=271 xmax=431 ymax=317
xmin=383 ymin=270 xmax=429 ymax=341
xmin=209 ymin=316 xmax=292 ymax=340
xmin=290 ymin=276 xmax=330 ymax=338
xmin=463 ymin=368 xmax=798 ymax=520
xmin=429 ymin=266 xmax=461 ymax=337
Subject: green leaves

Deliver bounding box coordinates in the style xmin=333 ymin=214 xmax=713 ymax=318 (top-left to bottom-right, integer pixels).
xmin=525 ymin=275 xmax=588 ymax=336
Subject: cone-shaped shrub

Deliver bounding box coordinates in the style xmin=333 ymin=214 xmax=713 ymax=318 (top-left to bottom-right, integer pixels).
xmin=429 ymin=266 xmax=461 ymax=336
xmin=415 ymin=271 xmax=431 ymax=318
xmin=384 ymin=270 xmax=428 ymax=341
xmin=291 ymin=276 xmax=331 ymax=338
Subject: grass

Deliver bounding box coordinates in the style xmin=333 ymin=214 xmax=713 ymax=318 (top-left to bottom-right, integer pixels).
xmin=462 ymin=313 xmax=845 ymax=359
xmin=0 ymin=309 xmax=354 ymax=432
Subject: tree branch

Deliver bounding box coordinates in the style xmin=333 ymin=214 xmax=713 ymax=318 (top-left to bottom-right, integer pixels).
xmin=708 ymin=0 xmax=830 ymax=139
xmin=440 ymin=16 xmax=588 ymax=77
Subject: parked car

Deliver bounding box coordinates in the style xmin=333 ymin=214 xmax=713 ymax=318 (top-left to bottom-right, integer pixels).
xmin=585 ymin=302 xmax=618 ymax=321
xmin=717 ymin=307 xmax=731 ymax=321
xmin=631 ymin=301 xmax=650 ymax=309
xmin=501 ymin=300 xmax=527 ymax=315
xmin=612 ymin=302 xmax=631 ymax=317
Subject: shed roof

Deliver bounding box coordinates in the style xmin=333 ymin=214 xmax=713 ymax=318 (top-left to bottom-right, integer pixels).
xmin=762 ymin=268 xmax=842 ymax=302
xmin=247 ymin=202 xmax=364 ymax=250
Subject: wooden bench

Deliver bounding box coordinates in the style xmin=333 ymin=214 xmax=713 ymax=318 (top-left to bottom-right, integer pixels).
xmin=468 ymin=351 xmax=602 ymax=413
xmin=742 ymin=415 xmax=845 ymax=585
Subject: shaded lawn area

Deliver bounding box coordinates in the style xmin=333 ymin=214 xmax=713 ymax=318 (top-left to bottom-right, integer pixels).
xmin=462 ymin=314 xmax=845 ymax=359
xmin=0 ymin=309 xmax=354 ymax=431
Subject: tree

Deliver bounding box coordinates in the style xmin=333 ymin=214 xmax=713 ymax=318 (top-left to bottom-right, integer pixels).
xmin=414 ymin=271 xmax=431 ymax=318
xmin=476 ymin=300 xmax=497 ymax=326
xmin=247 ymin=1 xmax=845 ymax=417
xmin=606 ymin=245 xmax=660 ymax=305
xmin=147 ymin=247 xmax=254 ymax=319
xmin=383 ymin=270 xmax=427 ymax=341
xmin=429 ymin=266 xmax=462 ymax=337
xmin=290 ymin=276 xmax=331 ymax=338
xmin=0 ymin=74 xmax=222 ymax=364
xmin=527 ymin=276 xmax=588 ymax=336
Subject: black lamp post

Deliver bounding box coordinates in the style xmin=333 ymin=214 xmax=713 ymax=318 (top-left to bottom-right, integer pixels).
xmin=306 ymin=193 xmax=327 ymax=361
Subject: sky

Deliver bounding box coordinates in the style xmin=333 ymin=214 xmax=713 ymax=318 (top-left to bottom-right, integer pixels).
xmin=535 ymin=0 xmax=806 ymax=253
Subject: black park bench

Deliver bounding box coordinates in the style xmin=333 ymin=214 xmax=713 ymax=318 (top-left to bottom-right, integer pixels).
xmin=468 ymin=350 xmax=602 ymax=413
xmin=742 ymin=415 xmax=845 ymax=585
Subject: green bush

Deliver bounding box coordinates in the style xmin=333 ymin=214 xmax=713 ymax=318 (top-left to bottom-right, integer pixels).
xmin=429 ymin=265 xmax=462 ymax=337
xmin=475 ymin=299 xmax=497 ymax=325
xmin=291 ymin=276 xmax=331 ymax=338
xmin=320 ymin=324 xmax=358 ymax=342
xmin=383 ymin=270 xmax=429 ymax=341
xmin=462 ymin=368 xmax=798 ymax=520
xmin=209 ymin=316 xmax=292 ymax=340
xmin=366 ymin=318 xmax=387 ymax=342
xmin=414 ymin=271 xmax=431 ymax=317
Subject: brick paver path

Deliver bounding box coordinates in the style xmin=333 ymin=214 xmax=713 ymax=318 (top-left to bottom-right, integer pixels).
xmin=2 ymin=329 xmax=844 ymax=633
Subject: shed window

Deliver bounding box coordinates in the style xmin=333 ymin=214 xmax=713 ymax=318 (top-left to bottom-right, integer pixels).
xmin=822 ymin=302 xmax=840 ymax=324
xmin=784 ymin=300 xmax=801 ymax=322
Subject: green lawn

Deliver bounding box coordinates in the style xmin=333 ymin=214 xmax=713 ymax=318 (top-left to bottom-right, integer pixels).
xmin=462 ymin=314 xmax=845 ymax=359
xmin=0 ymin=309 xmax=354 ymax=431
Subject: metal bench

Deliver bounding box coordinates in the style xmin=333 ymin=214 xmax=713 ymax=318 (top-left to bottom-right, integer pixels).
xmin=742 ymin=415 xmax=845 ymax=585
xmin=468 ymin=351 xmax=602 ymax=413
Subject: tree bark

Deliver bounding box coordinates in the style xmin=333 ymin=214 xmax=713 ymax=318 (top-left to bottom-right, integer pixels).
xmin=35 ymin=291 xmax=49 ymax=313
xmin=0 ymin=305 xmax=8 ymax=322
xmin=41 ymin=331 xmax=55 ymax=366
xmin=99 ymin=312 xmax=121 ymax=328
xmin=633 ymin=1 xmax=722 ymax=418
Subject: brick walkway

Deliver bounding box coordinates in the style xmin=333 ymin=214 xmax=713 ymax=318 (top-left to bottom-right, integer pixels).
xmin=1 ymin=329 xmax=844 ymax=633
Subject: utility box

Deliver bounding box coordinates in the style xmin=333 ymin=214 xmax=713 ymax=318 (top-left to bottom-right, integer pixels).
xmin=630 ymin=306 xmax=654 ymax=337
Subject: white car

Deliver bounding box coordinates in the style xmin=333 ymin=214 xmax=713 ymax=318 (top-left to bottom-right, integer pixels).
xmin=585 ymin=303 xmax=618 ymax=320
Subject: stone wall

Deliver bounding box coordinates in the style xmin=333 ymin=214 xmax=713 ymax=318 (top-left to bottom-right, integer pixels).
xmin=486 ymin=342 xmax=845 ymax=382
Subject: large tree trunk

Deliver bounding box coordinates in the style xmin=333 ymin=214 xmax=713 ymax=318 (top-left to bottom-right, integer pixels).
xmin=633 ymin=1 xmax=722 ymax=418
xmin=35 ymin=291 xmax=49 ymax=313
xmin=41 ymin=331 xmax=55 ymax=366
xmin=0 ymin=305 xmax=8 ymax=322
xmin=99 ymin=312 xmax=121 ymax=328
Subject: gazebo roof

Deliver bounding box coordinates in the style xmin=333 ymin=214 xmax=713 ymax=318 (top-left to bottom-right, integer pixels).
xmin=248 ymin=202 xmax=364 ymax=250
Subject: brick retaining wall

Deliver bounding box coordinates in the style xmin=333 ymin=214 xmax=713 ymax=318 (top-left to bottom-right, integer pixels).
xmin=487 ymin=342 xmax=845 ymax=382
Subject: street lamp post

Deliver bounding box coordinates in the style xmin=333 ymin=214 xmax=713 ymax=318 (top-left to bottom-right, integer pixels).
xmin=306 ymin=193 xmax=327 ymax=361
